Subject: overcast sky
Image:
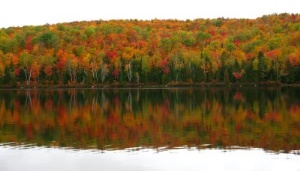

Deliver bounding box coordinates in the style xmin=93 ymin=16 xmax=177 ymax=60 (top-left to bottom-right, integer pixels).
xmin=1 ymin=0 xmax=299 ymax=28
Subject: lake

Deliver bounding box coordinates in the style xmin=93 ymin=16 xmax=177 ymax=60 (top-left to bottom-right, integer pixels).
xmin=0 ymin=87 xmax=300 ymax=170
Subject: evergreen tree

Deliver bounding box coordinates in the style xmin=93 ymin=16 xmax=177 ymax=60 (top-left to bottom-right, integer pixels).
xmin=258 ymin=51 xmax=266 ymax=82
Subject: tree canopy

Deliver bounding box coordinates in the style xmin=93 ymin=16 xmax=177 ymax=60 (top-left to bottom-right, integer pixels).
xmin=0 ymin=13 xmax=300 ymax=86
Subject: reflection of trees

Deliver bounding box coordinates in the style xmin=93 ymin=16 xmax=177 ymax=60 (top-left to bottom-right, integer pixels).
xmin=91 ymin=91 xmax=98 ymax=115
xmin=127 ymin=91 xmax=132 ymax=112
xmin=68 ymin=89 xmax=77 ymax=110
xmin=25 ymin=89 xmax=32 ymax=107
xmin=0 ymin=88 xmax=299 ymax=152
xmin=101 ymin=90 xmax=107 ymax=114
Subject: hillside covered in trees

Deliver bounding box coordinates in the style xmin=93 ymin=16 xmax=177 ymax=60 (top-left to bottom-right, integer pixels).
xmin=0 ymin=13 xmax=300 ymax=87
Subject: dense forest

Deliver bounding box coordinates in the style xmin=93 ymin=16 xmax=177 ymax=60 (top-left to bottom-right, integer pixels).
xmin=0 ymin=13 xmax=300 ymax=87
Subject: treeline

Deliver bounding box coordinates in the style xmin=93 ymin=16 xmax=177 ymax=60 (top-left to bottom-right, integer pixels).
xmin=0 ymin=13 xmax=300 ymax=86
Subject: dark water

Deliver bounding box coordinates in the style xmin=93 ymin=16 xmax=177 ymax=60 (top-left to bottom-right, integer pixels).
xmin=0 ymin=88 xmax=300 ymax=170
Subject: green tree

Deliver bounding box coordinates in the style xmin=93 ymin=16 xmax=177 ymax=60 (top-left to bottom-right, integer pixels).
xmin=258 ymin=52 xmax=266 ymax=81
xmin=224 ymin=69 xmax=230 ymax=84
xmin=19 ymin=52 xmax=35 ymax=85
xmin=38 ymin=32 xmax=59 ymax=49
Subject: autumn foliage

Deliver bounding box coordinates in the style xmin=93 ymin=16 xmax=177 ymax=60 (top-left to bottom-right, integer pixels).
xmin=0 ymin=13 xmax=300 ymax=86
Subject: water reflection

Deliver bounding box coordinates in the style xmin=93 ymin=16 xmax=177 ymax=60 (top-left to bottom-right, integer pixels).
xmin=1 ymin=145 xmax=300 ymax=171
xmin=0 ymin=88 xmax=300 ymax=153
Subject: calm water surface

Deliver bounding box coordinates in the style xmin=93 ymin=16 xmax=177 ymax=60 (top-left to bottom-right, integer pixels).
xmin=0 ymin=88 xmax=300 ymax=170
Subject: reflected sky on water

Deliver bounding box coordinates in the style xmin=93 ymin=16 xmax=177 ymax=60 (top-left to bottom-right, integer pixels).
xmin=0 ymin=145 xmax=300 ymax=171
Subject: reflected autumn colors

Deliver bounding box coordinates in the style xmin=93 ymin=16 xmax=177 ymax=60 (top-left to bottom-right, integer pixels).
xmin=0 ymin=88 xmax=300 ymax=153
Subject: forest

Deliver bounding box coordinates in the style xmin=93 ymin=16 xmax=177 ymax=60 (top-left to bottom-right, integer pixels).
xmin=0 ymin=13 xmax=300 ymax=87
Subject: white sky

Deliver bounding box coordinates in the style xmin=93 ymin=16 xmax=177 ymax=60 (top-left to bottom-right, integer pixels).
xmin=1 ymin=0 xmax=300 ymax=28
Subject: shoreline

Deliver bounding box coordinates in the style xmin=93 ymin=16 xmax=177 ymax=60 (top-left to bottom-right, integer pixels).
xmin=1 ymin=82 xmax=300 ymax=90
